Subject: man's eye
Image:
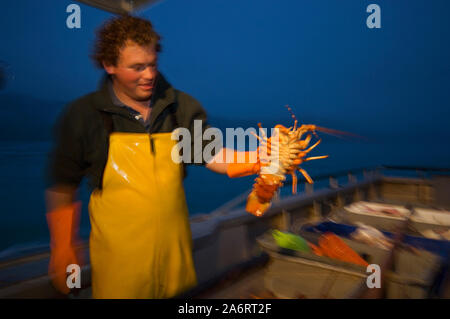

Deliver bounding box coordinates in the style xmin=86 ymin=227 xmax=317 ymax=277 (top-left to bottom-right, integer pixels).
xmin=132 ymin=64 xmax=156 ymax=71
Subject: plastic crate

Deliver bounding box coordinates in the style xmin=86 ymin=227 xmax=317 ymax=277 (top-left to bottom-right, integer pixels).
xmin=338 ymin=201 xmax=409 ymax=232
xmin=256 ymin=228 xmax=442 ymax=298
xmin=338 ymin=201 xmax=450 ymax=239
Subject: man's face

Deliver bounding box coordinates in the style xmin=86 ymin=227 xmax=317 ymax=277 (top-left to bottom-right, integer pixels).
xmin=104 ymin=41 xmax=158 ymax=102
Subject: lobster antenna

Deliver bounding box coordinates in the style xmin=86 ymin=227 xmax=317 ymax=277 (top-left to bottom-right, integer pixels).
xmin=315 ymin=126 xmax=368 ymax=141
xmin=285 ymin=105 xmax=299 ymax=129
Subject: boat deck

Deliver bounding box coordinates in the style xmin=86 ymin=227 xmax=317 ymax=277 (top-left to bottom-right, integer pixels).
xmin=191 ymin=258 xmax=271 ymax=299
xmin=1 ymin=167 xmax=449 ymax=299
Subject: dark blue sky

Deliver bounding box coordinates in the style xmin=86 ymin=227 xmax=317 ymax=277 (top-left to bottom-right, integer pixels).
xmin=1 ymin=0 xmax=449 ymax=139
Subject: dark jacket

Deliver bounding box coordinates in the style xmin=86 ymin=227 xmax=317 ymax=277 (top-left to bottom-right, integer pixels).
xmin=46 ymin=73 xmax=211 ymax=191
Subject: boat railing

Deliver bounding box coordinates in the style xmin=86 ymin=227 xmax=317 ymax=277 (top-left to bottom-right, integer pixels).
xmin=195 ymin=165 xmax=450 ymax=220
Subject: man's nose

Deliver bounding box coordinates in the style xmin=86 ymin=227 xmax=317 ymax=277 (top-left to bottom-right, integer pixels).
xmin=142 ymin=66 xmax=156 ymax=81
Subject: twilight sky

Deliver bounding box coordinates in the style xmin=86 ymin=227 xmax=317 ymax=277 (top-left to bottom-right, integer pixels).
xmin=0 ymin=0 xmax=449 ymax=139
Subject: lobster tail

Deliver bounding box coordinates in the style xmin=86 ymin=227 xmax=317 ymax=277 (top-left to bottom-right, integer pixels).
xmin=246 ymin=174 xmax=284 ymax=217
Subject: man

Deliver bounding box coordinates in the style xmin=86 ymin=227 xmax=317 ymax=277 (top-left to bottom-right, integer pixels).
xmin=45 ymin=15 xmax=264 ymax=299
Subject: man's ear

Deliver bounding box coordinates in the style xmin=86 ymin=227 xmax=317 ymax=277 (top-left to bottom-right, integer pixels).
xmin=102 ymin=62 xmax=115 ymax=75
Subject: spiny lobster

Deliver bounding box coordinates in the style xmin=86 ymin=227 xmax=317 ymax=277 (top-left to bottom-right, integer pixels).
xmin=247 ymin=106 xmax=353 ymax=217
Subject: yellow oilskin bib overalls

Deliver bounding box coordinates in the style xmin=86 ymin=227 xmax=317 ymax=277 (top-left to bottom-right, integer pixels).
xmin=88 ymin=132 xmax=197 ymax=299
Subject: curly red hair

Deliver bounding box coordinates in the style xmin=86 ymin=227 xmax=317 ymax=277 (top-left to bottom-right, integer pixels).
xmin=91 ymin=15 xmax=161 ymax=68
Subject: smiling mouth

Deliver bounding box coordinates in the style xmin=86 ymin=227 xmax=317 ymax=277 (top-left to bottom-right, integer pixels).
xmin=138 ymin=83 xmax=153 ymax=89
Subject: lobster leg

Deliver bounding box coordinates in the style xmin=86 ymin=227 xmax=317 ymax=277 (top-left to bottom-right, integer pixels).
xmin=305 ymin=138 xmax=321 ymax=153
xmin=258 ymin=123 xmax=268 ymax=140
xmin=251 ymin=131 xmax=265 ymax=143
xmin=251 ymin=131 xmax=272 ymax=165
xmin=298 ymin=168 xmax=313 ymax=184
xmin=292 ymin=171 xmax=297 ymax=194
xmin=304 ymin=155 xmax=329 ymax=161
xmin=251 ymin=123 xmax=270 ymax=147
xmin=251 ymin=127 xmax=272 ymax=156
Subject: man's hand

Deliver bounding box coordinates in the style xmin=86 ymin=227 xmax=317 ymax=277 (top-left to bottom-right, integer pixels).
xmin=48 ymin=242 xmax=81 ymax=294
xmin=46 ymin=202 xmax=83 ymax=294
xmin=46 ymin=187 xmax=82 ymax=294
xmin=206 ymin=148 xmax=260 ymax=176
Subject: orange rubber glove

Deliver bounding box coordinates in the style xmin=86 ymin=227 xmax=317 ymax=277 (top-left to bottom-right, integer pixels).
xmin=46 ymin=202 xmax=83 ymax=294
xmin=226 ymin=151 xmax=261 ymax=178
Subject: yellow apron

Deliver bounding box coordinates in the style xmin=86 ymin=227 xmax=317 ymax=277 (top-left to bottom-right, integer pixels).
xmin=88 ymin=132 xmax=197 ymax=299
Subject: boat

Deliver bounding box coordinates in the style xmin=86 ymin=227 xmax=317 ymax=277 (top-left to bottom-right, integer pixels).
xmin=1 ymin=165 xmax=449 ymax=298
xmin=1 ymin=0 xmax=448 ymax=300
